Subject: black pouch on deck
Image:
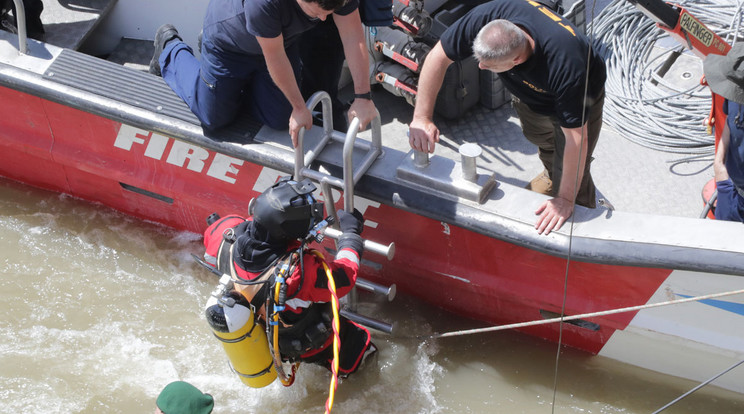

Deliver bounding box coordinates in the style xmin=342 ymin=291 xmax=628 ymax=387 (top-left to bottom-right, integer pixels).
xmin=434 ymin=56 xmax=480 ymax=119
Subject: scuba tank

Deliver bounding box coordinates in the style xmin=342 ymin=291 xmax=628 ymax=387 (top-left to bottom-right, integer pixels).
xmin=205 ymin=274 xmax=277 ymax=388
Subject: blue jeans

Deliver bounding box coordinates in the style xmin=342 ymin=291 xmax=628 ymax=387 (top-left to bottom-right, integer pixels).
xmin=160 ymin=38 xmax=301 ymax=132
xmin=714 ymin=179 xmax=744 ymax=222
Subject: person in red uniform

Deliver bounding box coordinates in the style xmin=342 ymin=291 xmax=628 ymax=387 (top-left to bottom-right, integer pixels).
xmin=203 ymin=177 xmax=376 ymax=377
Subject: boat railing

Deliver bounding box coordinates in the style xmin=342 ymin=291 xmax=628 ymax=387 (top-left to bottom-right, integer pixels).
xmin=294 ymin=91 xmax=382 ymax=207
xmin=294 ymin=91 xmax=394 ymax=260
xmin=293 ymin=92 xmax=396 ymax=327
xmin=9 ymin=0 xmax=27 ymax=55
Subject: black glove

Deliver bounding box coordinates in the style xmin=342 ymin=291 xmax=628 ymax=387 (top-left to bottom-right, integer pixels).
xmin=338 ymin=209 xmax=364 ymax=235
xmin=337 ymin=209 xmax=364 ymax=257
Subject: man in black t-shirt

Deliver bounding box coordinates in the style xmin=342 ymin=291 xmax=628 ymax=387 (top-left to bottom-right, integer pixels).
xmin=408 ymin=0 xmax=606 ymax=235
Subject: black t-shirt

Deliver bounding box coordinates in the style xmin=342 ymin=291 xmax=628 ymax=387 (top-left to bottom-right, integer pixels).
xmin=440 ymin=0 xmax=606 ymax=128
xmin=203 ymin=0 xmax=359 ymax=56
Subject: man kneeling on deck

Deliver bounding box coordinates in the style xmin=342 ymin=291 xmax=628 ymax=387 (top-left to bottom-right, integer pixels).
xmin=149 ymin=0 xmax=378 ymax=147
xmin=203 ymin=177 xmax=376 ymax=378
xmin=705 ymin=44 xmax=744 ymax=223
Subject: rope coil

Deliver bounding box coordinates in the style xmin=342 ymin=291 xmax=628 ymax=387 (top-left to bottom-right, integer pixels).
xmin=590 ymin=0 xmax=744 ymax=156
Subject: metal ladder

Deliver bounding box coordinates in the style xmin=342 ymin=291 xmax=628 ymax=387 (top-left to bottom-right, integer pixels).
xmin=7 ymin=0 xmax=27 ymax=54
xmin=295 ymin=91 xmax=396 ymax=334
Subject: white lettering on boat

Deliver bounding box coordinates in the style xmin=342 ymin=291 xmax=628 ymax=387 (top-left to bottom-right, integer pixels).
xmin=113 ymin=125 xmax=244 ymax=184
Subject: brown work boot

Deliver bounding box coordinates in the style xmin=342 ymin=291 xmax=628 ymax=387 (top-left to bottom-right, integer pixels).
xmin=525 ymin=169 xmax=553 ymax=195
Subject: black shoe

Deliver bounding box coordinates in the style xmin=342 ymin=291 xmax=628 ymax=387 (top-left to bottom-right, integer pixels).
xmin=149 ymin=24 xmax=181 ymax=76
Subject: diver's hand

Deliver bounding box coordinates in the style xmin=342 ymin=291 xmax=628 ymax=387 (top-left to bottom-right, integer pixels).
xmin=338 ymin=208 xmax=364 ymax=235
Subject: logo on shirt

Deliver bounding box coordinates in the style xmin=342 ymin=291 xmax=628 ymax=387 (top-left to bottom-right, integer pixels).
xmin=521 ymin=80 xmax=547 ymax=94
xmin=526 ymin=0 xmax=576 ymax=37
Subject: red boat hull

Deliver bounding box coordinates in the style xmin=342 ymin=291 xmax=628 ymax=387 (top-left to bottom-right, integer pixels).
xmin=0 ymin=85 xmax=675 ymax=354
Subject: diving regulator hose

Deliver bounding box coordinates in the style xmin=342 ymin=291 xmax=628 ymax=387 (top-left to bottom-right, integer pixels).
xmin=268 ymin=253 xmax=300 ymax=386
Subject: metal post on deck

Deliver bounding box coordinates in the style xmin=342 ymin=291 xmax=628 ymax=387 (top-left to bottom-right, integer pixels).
xmin=459 ymin=143 xmax=482 ymax=183
xmin=10 ymin=0 xmax=27 ymax=55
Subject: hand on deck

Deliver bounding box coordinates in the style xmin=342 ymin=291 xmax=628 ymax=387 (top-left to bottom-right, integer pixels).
xmin=535 ymin=196 xmax=574 ymax=235
xmin=408 ymin=116 xmax=440 ymax=153
xmin=348 ymin=98 xmax=377 ymax=131
xmin=289 ymin=106 xmax=313 ymax=148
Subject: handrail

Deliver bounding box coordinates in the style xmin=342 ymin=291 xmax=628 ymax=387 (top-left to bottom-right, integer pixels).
xmin=10 ymin=0 xmax=28 ymax=54
xmin=294 ymin=91 xmax=333 ymax=180
xmin=294 ymin=91 xmax=395 ymax=316
xmin=294 ymin=93 xmax=392 ymax=259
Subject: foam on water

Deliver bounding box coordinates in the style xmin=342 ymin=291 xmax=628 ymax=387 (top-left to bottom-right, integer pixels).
xmin=0 ymin=181 xmax=450 ymax=413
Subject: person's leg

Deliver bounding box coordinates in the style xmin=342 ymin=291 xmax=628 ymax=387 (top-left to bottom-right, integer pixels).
xmin=306 ymin=318 xmax=375 ymax=378
xmin=300 ymin=19 xmax=348 ymax=131
xmin=513 ymin=97 xmax=556 ymax=195
xmin=161 ymin=39 xmax=247 ymax=131
xmin=245 ymin=44 xmax=302 ymax=131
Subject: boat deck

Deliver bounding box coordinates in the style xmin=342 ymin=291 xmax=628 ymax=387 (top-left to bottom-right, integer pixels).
xmin=8 ymin=0 xmax=716 ymax=223
xmin=100 ymin=33 xmax=713 ymax=221
xmin=362 ymin=83 xmax=713 ymax=220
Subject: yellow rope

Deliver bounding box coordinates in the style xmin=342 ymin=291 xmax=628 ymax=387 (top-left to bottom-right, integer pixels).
xmin=311 ymin=250 xmax=341 ymax=414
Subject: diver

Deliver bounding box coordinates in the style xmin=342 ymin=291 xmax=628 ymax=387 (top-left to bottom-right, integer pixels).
xmin=203 ymin=177 xmax=376 ymax=383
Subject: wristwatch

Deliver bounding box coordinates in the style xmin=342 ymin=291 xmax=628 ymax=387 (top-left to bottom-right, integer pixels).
xmin=354 ymin=91 xmax=373 ymax=100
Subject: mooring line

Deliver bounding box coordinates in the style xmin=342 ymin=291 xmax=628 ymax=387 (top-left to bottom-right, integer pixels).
xmin=423 ymin=288 xmax=744 ymax=340
xmin=652 ymin=358 xmax=744 ymax=413
xmin=552 ymin=0 xmax=602 ymax=410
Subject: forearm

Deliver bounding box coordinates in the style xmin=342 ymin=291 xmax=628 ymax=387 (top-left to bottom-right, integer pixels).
xmin=337 ymin=11 xmax=371 ymax=94
xmin=258 ymin=37 xmax=305 ymax=110
xmin=412 ymin=42 xmax=451 ymax=121
xmin=714 ymin=125 xmax=731 ymax=182
xmin=558 ymin=126 xmax=589 ymax=201
xmin=266 ymin=57 xmax=305 ymax=109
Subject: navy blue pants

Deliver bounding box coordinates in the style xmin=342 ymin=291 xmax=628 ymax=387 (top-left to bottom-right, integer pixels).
xmin=160 ymin=38 xmax=302 ymax=132
xmin=300 ymin=19 xmax=348 ymax=131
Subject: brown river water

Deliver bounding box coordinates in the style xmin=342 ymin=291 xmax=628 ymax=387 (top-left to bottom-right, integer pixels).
xmin=1 ymin=177 xmax=743 ymax=413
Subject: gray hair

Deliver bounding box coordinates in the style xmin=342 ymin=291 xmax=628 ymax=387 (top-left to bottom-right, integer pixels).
xmin=472 ymin=20 xmax=527 ymax=62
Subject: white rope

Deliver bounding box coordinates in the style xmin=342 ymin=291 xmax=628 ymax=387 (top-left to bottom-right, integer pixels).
xmin=428 ymin=288 xmax=744 ymax=339
xmin=653 ymin=358 xmax=744 ymax=413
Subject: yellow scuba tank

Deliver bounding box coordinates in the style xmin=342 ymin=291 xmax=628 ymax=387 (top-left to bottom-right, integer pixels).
xmin=205 ymin=274 xmax=277 ymax=388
